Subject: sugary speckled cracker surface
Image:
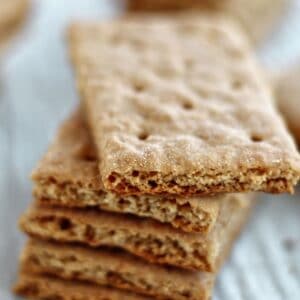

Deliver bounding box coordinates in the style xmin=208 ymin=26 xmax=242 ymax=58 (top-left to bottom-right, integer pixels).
xmin=20 ymin=192 xmax=253 ymax=271
xmin=14 ymin=272 xmax=151 ymax=300
xmin=69 ymin=14 xmax=300 ymax=196
xmin=126 ymin=0 xmax=287 ymax=43
xmin=32 ymin=111 xmax=235 ymax=234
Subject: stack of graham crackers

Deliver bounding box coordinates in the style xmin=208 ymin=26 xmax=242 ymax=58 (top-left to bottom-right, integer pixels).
xmin=14 ymin=13 xmax=300 ymax=300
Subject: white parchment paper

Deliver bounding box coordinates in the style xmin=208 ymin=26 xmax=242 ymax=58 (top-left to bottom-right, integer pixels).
xmin=0 ymin=1 xmax=299 ymax=299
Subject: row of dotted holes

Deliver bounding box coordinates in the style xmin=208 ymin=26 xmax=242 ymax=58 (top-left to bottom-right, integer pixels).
xmin=138 ymin=132 xmax=263 ymax=143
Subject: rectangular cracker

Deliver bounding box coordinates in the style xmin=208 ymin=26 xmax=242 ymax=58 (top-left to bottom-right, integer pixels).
xmin=19 ymin=192 xmax=253 ymax=271
xmin=14 ymin=272 xmax=151 ymax=300
xmin=69 ymin=14 xmax=300 ymax=196
xmin=32 ymin=110 xmax=232 ymax=234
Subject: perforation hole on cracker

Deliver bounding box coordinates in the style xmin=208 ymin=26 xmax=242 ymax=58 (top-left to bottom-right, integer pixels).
xmin=181 ymin=100 xmax=194 ymax=110
xmin=78 ymin=152 xmax=96 ymax=162
xmin=231 ymin=79 xmax=244 ymax=90
xmin=138 ymin=132 xmax=149 ymax=140
xmin=133 ymin=82 xmax=145 ymax=92
xmin=251 ymin=134 xmax=263 ymax=143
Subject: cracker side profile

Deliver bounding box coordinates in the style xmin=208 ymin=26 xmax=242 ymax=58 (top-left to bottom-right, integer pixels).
xmin=19 ymin=199 xmax=252 ymax=300
xmin=19 ymin=192 xmax=253 ymax=271
xmin=32 ymin=111 xmax=227 ymax=234
xmin=69 ymin=15 xmax=300 ymax=196
xmin=14 ymin=272 xmax=151 ymax=300
xmin=20 ymin=239 xmax=213 ymax=300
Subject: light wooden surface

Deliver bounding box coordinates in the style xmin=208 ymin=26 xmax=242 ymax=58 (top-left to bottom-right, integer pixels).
xmin=0 ymin=1 xmax=299 ymax=299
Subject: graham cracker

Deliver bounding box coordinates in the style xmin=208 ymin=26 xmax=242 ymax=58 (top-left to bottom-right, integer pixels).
xmin=32 ymin=111 xmax=232 ymax=234
xmin=14 ymin=272 xmax=150 ymax=300
xmin=276 ymin=62 xmax=300 ymax=145
xmin=126 ymin=0 xmax=287 ymax=44
xmin=19 ymin=192 xmax=253 ymax=271
xmin=69 ymin=14 xmax=300 ymax=196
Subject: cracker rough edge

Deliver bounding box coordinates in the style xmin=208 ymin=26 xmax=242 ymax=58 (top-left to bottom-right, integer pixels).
xmin=32 ymin=110 xmax=226 ymax=234
xmin=14 ymin=272 xmax=151 ymax=300
xmin=20 ymin=240 xmax=212 ymax=300
xmin=19 ymin=201 xmax=253 ymax=300
xmin=19 ymin=192 xmax=253 ymax=271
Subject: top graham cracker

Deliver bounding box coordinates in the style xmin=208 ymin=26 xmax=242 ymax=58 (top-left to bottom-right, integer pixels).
xmin=69 ymin=13 xmax=300 ymax=196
